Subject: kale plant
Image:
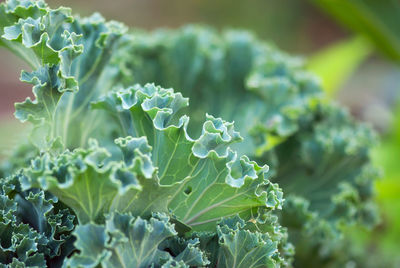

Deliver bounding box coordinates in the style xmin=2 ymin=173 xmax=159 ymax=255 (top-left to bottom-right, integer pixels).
xmin=0 ymin=0 xmax=378 ymax=267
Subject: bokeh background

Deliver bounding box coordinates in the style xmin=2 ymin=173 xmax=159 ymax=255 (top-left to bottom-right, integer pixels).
xmin=1 ymin=0 xmax=399 ymax=265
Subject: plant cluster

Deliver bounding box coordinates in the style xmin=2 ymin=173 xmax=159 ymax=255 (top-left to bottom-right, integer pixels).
xmin=0 ymin=0 xmax=379 ymax=267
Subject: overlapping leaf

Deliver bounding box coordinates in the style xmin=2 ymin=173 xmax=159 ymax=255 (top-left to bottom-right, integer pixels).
xmin=115 ymin=26 xmax=379 ymax=265
xmin=0 ymin=175 xmax=75 ymax=267
xmin=20 ymin=84 xmax=282 ymax=232
xmin=116 ymin=26 xmax=322 ymax=155
xmin=0 ymin=0 xmax=380 ymax=267
xmin=66 ymin=212 xmax=291 ymax=268
xmin=65 ymin=212 xmax=209 ymax=268
xmin=0 ymin=0 xmax=126 ymax=149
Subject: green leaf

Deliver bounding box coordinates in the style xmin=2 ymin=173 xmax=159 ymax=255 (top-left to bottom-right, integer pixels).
xmin=120 ymin=27 xmax=322 ymax=156
xmin=0 ymin=0 xmax=47 ymax=68
xmin=0 ymin=1 xmax=381 ymax=266
xmin=0 ymin=175 xmax=75 ymax=267
xmin=21 ymin=84 xmax=282 ymax=231
xmin=192 ymin=213 xmax=290 ymax=268
xmin=274 ymin=104 xmax=380 ymax=266
xmin=216 ymin=216 xmax=278 ymax=268
xmin=0 ymin=119 xmax=31 ymax=162
xmin=20 ymin=139 xmax=122 ymax=224
xmin=65 ymin=212 xmax=208 ymax=268
xmin=0 ymin=0 xmax=127 ymax=150
xmin=159 ymin=237 xmax=209 ymax=267
xmin=66 ymin=212 xmax=287 ymax=268
xmin=96 ymin=84 xmax=283 ymax=230
xmin=312 ymin=0 xmax=400 ymax=62
xmin=115 ymin=26 xmax=379 ymax=265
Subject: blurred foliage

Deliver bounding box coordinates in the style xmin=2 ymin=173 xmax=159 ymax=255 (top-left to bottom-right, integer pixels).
xmin=370 ymin=104 xmax=400 ymax=264
xmin=307 ymin=36 xmax=372 ymax=97
xmin=313 ymin=0 xmax=400 ymax=62
xmin=341 ymin=105 xmax=400 ymax=267
xmin=309 ymin=1 xmax=400 ymax=265
xmin=375 ymin=105 xmax=400 ymax=200
xmin=46 ymin=0 xmax=343 ymax=53
xmin=0 ymin=119 xmax=29 ymax=160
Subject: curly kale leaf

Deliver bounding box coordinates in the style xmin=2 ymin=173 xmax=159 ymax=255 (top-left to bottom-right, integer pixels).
xmin=15 ymin=83 xmax=289 ymax=266
xmin=275 ymin=104 xmax=380 ymax=266
xmin=115 ymin=26 xmax=322 ymax=155
xmin=0 ymin=0 xmax=126 ymax=150
xmin=0 ymin=0 xmax=380 ymax=267
xmin=114 ymin=26 xmax=379 ymax=265
xmin=64 ymin=212 xmax=209 ymax=268
xmin=65 ymin=212 xmax=288 ymax=268
xmin=0 ymin=175 xmax=75 ymax=267
xmin=20 ymin=84 xmax=282 ymax=230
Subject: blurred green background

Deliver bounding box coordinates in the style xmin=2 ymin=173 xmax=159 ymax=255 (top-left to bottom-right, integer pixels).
xmin=0 ymin=0 xmax=399 ymax=266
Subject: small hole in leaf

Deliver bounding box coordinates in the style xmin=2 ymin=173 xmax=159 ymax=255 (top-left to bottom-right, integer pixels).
xmin=184 ymin=186 xmax=192 ymax=195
